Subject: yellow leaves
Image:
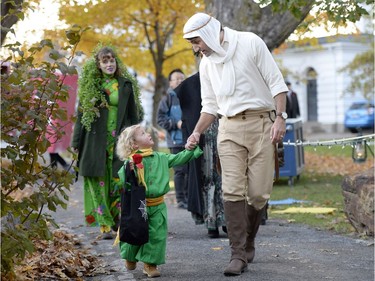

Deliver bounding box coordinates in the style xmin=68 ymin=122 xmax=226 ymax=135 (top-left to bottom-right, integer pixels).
xmin=33 ymin=162 xmax=43 ymax=174
xmin=57 ymin=0 xmax=204 ymax=76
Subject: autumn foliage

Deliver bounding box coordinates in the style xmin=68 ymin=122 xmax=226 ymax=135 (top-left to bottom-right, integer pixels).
xmin=1 ymin=25 xmax=85 ymax=278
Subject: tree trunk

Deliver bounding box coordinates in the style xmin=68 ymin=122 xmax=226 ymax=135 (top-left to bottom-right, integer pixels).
xmin=204 ymin=0 xmax=314 ymax=51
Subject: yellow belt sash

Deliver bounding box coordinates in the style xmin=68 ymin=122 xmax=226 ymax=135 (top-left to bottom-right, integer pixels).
xmin=146 ymin=196 xmax=164 ymax=207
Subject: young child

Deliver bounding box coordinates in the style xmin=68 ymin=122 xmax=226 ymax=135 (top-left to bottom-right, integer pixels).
xmin=116 ymin=124 xmax=202 ymax=278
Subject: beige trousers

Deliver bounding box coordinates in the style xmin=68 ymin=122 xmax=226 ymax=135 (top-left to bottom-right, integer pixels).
xmin=217 ymin=110 xmax=275 ymax=210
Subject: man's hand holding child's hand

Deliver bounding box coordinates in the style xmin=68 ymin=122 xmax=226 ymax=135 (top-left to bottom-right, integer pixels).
xmin=185 ymin=131 xmax=200 ymax=150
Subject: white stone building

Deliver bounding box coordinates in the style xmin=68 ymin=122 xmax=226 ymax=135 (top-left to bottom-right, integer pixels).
xmin=274 ymin=34 xmax=373 ymax=133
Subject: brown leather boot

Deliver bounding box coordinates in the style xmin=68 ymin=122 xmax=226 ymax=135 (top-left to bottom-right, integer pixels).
xmin=143 ymin=263 xmax=161 ymax=278
xmin=223 ymin=201 xmax=248 ymax=276
xmin=245 ymin=204 xmax=264 ymax=263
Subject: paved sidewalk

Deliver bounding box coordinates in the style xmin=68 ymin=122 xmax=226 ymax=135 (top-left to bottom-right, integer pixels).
xmin=52 ymin=177 xmax=374 ymax=281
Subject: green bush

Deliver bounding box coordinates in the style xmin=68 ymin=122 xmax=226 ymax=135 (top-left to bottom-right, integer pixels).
xmin=1 ymin=26 xmax=84 ymax=277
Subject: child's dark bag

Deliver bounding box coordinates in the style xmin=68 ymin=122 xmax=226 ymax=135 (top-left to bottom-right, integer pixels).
xmin=119 ymin=161 xmax=149 ymax=245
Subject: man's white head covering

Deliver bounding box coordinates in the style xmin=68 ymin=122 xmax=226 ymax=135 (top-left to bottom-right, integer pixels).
xmin=183 ymin=13 xmax=238 ymax=96
xmin=183 ymin=13 xmax=225 ymax=57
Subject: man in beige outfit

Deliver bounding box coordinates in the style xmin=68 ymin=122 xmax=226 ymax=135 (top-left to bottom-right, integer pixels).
xmin=183 ymin=13 xmax=288 ymax=276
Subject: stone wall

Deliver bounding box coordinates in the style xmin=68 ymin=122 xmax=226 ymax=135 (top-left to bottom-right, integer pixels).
xmin=342 ymin=168 xmax=374 ymax=236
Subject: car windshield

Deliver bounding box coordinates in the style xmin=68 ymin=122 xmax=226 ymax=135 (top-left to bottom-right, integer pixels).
xmin=349 ymin=103 xmax=374 ymax=110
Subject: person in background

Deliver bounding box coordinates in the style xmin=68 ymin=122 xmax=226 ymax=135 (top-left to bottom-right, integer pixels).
xmin=49 ymin=152 xmax=68 ymax=169
xmin=47 ymin=74 xmax=78 ymax=171
xmin=183 ymin=13 xmax=288 ymax=276
xmin=175 ymin=51 xmax=226 ymax=238
xmin=157 ymin=69 xmax=188 ymax=209
xmin=286 ymin=81 xmax=300 ymax=118
xmin=71 ymin=45 xmax=141 ymax=239
xmin=116 ymin=124 xmax=202 ymax=278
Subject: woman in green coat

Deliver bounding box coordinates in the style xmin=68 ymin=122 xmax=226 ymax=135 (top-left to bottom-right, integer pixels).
xmin=71 ymin=45 xmax=142 ymax=238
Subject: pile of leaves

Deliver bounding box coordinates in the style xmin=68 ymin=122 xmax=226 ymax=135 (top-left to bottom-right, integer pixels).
xmin=12 ymin=230 xmax=108 ymax=280
xmin=304 ymin=151 xmax=374 ymax=176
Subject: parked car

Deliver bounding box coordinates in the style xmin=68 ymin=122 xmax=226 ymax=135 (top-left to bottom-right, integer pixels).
xmin=344 ymin=101 xmax=374 ymax=133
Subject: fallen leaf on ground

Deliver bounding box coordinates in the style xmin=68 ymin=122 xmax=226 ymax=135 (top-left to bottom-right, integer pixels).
xmin=14 ymin=230 xmax=109 ymax=280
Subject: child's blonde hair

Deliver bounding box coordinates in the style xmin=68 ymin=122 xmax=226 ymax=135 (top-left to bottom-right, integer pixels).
xmin=116 ymin=124 xmax=141 ymax=161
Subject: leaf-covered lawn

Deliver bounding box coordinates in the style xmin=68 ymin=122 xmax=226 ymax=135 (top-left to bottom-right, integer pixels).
xmin=304 ymin=151 xmax=373 ymax=176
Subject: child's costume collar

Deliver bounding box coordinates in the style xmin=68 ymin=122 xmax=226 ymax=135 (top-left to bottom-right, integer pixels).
xmin=129 ymin=148 xmax=153 ymax=188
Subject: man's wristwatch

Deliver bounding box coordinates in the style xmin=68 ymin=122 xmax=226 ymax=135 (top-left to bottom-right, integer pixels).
xmin=276 ymin=111 xmax=288 ymax=120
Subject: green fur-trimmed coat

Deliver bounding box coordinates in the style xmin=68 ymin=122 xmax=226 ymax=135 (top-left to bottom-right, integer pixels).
xmin=71 ymin=76 xmax=140 ymax=177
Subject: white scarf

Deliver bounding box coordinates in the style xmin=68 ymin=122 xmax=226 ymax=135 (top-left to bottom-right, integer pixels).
xmin=183 ymin=13 xmax=238 ymax=96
